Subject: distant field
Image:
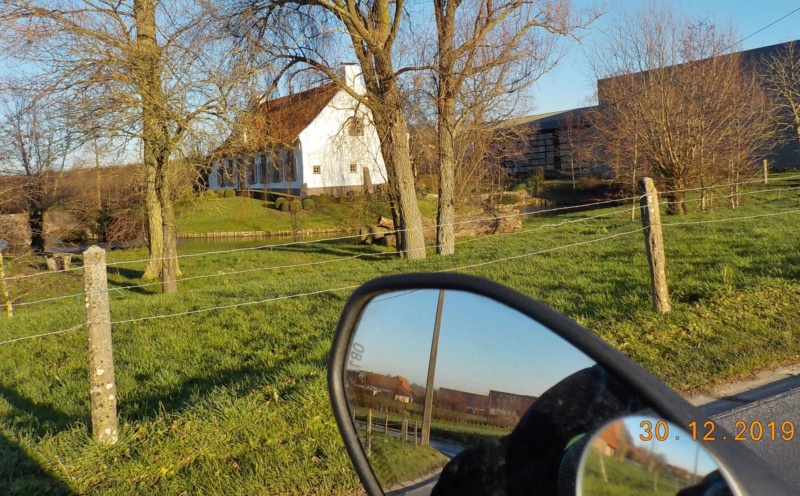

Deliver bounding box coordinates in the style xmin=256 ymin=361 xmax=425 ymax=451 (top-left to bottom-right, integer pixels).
xmin=1 ymin=174 xmax=799 ymax=494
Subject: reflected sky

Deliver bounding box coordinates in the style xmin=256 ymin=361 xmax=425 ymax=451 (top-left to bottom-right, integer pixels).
xmin=349 ymin=289 xmax=596 ymax=397
xmin=623 ymin=416 xmax=719 ymax=476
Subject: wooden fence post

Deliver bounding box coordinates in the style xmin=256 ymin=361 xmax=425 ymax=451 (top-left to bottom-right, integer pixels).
xmin=384 ymin=413 xmax=389 ymax=435
xmin=763 ymin=159 xmax=769 ymax=184
xmin=414 ymin=420 xmax=418 ymax=448
xmin=366 ymin=409 xmax=372 ymax=457
xmin=639 ymin=178 xmax=671 ymax=314
xmin=0 ymin=248 xmax=11 ymax=317
xmin=82 ymin=246 xmax=119 ymax=444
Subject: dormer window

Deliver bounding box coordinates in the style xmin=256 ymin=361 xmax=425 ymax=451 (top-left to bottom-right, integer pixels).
xmin=347 ymin=117 xmax=364 ymax=136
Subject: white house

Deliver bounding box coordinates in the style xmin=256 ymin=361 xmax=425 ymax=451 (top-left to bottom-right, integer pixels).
xmin=209 ymin=64 xmax=387 ymax=198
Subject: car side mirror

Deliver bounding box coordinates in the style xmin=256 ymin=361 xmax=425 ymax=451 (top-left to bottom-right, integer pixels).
xmin=328 ymin=274 xmax=792 ymax=495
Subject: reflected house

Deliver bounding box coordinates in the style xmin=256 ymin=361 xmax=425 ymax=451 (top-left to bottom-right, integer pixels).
xmin=594 ymin=421 xmax=626 ymax=460
xmin=436 ymin=388 xmax=489 ymax=415
xmin=488 ymin=390 xmax=537 ymax=419
xmin=347 ymin=371 xmax=416 ymax=403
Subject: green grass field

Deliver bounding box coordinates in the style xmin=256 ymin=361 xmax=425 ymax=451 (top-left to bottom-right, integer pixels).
xmin=1 ymin=174 xmax=799 ymax=493
xmin=583 ymin=448 xmax=691 ymax=496
xmin=355 ymin=429 xmax=448 ymax=490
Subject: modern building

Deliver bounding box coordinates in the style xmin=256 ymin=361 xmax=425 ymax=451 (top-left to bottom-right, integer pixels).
xmin=500 ymin=40 xmax=800 ymax=177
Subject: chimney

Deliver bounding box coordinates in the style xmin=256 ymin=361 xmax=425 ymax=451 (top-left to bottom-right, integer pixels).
xmin=339 ymin=63 xmax=364 ymax=93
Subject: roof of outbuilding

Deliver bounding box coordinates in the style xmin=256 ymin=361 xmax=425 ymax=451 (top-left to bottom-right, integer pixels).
xmin=500 ymin=106 xmax=597 ymax=131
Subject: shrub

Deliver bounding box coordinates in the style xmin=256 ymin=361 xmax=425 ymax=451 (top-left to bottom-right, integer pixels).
xmin=289 ymin=199 xmax=303 ymax=213
xmin=302 ymin=198 xmax=315 ymax=210
xmin=274 ymin=197 xmax=287 ymax=210
xmin=500 ymin=194 xmax=520 ymax=205
xmin=279 ymin=200 xmax=290 ymax=212
xmin=214 ymin=189 xmax=225 ymax=199
xmin=223 ymin=188 xmax=236 ymax=198
xmin=576 ymin=175 xmax=602 ymax=191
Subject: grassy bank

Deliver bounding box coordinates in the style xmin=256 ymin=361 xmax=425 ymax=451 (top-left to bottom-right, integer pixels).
xmin=0 ymin=175 xmax=799 ymax=493
xmin=175 ymin=194 xmax=439 ymax=234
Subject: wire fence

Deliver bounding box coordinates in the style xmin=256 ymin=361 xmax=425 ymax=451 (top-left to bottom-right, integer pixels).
xmin=4 ymin=173 xmax=799 ymax=286
xmin=2 ymin=176 xmax=798 ymax=347
xmin=2 ymin=175 xmax=798 ymax=315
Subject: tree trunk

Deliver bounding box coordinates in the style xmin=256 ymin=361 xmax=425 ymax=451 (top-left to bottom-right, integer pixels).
xmin=142 ymin=163 xmax=163 ymax=279
xmin=135 ymin=0 xmax=180 ymax=287
xmin=388 ymin=118 xmax=426 ymax=259
xmin=436 ymin=95 xmax=456 ymax=256
xmin=435 ymin=0 xmax=457 ymax=256
xmin=371 ymin=102 xmax=426 ymax=259
xmin=27 ymin=205 xmax=45 ymax=254
xmin=665 ymin=191 xmax=687 ymax=215
xmin=159 ymin=182 xmax=178 ymax=293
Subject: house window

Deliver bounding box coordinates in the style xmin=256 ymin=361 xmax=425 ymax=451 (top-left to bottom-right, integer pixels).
xmin=271 ymin=153 xmax=282 ymax=183
xmin=285 ymin=152 xmax=296 ymax=182
xmin=313 ymin=165 xmax=321 ymax=174
xmin=347 ymin=117 xmax=364 ymax=136
xmin=247 ymin=157 xmax=257 ymax=185
xmin=235 ymin=157 xmax=245 ymax=187
xmin=349 ymin=163 xmax=358 ymax=173
xmin=258 ymin=154 xmax=268 ymax=184
xmin=221 ymin=158 xmax=234 ymax=187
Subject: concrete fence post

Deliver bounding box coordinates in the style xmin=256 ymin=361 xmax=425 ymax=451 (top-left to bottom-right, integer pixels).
xmin=82 ymin=246 xmax=119 ymax=444
xmin=0 ymin=249 xmax=11 ymax=317
xmin=639 ymin=178 xmax=671 ymax=314
xmin=366 ymin=409 xmax=372 ymax=457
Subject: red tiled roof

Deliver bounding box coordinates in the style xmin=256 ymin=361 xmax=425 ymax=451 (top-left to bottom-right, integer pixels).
xmin=256 ymin=82 xmax=338 ymax=145
xmin=215 ymin=82 xmax=339 ymax=155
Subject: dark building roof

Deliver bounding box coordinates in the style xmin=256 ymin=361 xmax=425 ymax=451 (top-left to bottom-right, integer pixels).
xmin=437 ymin=387 xmax=490 ymax=411
xmin=597 ymin=39 xmax=800 ymax=104
xmin=500 ymin=106 xmax=596 ymax=132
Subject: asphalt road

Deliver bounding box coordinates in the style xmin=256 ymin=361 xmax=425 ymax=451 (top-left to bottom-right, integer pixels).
xmin=700 ymin=375 xmax=800 ymax=489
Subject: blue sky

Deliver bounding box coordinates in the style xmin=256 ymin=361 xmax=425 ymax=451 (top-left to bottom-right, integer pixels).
xmin=531 ymin=0 xmax=800 ymax=115
xmin=349 ymin=289 xmax=596 ymax=396
xmin=621 ymin=416 xmax=720 ymax=476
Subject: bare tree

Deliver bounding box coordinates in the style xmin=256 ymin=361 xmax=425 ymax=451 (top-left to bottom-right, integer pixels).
xmin=761 ymin=41 xmax=800 ymax=153
xmin=233 ymin=0 xmax=428 ymax=259
xmin=589 ymin=3 xmax=775 ymax=214
xmin=0 ymin=91 xmax=76 ymax=252
xmin=0 ymin=0 xmax=260 ymax=291
xmin=431 ymin=0 xmax=597 ymax=254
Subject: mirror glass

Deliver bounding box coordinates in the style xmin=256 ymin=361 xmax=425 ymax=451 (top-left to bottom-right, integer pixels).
xmin=579 ymin=416 xmax=732 ymax=496
xmin=343 ymin=289 xmax=651 ymax=494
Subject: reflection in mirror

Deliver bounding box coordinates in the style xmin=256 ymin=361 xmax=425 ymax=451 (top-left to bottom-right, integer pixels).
xmin=344 ymin=289 xmax=640 ymax=494
xmin=579 ymin=416 xmax=733 ymax=496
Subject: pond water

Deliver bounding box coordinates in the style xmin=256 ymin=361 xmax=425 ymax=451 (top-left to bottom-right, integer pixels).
xmin=41 ymin=232 xmax=356 ymax=255
xmin=176 ymin=233 xmax=355 ymax=253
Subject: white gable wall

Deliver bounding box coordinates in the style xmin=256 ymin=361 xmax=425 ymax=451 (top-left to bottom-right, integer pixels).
xmin=209 ymin=64 xmax=386 ymax=197
xmin=298 ymin=88 xmax=386 ymax=194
